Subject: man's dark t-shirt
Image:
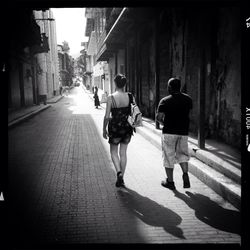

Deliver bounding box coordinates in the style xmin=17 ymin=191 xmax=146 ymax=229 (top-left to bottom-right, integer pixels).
xmin=157 ymin=92 xmax=192 ymax=135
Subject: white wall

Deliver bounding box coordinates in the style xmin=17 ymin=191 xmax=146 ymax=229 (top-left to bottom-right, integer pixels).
xmin=34 ymin=9 xmax=60 ymax=98
xmin=108 ymin=55 xmax=115 ymax=93
xmin=117 ymin=49 xmax=125 ymax=75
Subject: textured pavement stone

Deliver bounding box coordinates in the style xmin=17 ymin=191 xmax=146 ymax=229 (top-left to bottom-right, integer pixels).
xmin=8 ymin=87 xmax=241 ymax=247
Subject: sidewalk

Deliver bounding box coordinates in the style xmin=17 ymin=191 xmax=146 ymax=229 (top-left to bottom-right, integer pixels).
xmin=8 ymin=87 xmax=241 ymax=246
xmin=8 ymin=95 xmax=64 ymax=128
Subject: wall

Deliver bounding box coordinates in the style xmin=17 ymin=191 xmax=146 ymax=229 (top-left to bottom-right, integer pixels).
xmin=134 ymin=7 xmax=241 ymax=148
xmin=211 ymin=8 xmax=241 ymax=147
xmin=23 ymin=62 xmax=34 ymax=106
xmin=36 ymin=53 xmax=47 ymax=95
xmin=34 ymin=9 xmax=60 ymax=99
xmin=49 ymin=9 xmax=60 ymax=95
xmin=103 ymin=62 xmax=110 ymax=94
xmin=108 ymin=55 xmax=115 ymax=93
xmin=117 ymin=49 xmax=125 ymax=75
xmin=164 ymin=7 xmax=241 ymax=148
xmin=9 ymin=59 xmax=21 ymax=109
xmin=9 ymin=57 xmax=35 ymax=109
xmin=184 ymin=7 xmax=241 ymax=148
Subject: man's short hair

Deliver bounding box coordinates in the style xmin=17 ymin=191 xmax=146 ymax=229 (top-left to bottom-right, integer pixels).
xmin=168 ymin=78 xmax=181 ymax=92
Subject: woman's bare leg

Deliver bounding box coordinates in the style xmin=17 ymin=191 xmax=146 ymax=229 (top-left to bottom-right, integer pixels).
xmin=110 ymin=144 xmax=121 ymax=173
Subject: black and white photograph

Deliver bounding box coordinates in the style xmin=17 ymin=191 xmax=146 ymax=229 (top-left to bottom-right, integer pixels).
xmin=4 ymin=0 xmax=249 ymax=248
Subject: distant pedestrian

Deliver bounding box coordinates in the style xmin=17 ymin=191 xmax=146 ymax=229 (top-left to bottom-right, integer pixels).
xmin=93 ymin=86 xmax=100 ymax=109
xmin=59 ymin=82 xmax=63 ymax=96
xmin=62 ymin=85 xmax=69 ymax=96
xmin=102 ymin=74 xmax=134 ymax=187
xmin=156 ymin=77 xmax=193 ymax=190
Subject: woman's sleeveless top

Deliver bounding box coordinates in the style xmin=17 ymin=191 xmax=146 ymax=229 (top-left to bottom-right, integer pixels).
xmin=108 ymin=94 xmax=133 ymax=139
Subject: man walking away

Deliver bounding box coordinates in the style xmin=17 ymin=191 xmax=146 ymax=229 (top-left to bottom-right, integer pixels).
xmin=156 ymin=77 xmax=193 ymax=190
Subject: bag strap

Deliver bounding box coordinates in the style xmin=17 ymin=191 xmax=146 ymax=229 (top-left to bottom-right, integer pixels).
xmin=111 ymin=95 xmax=117 ymax=108
xmin=128 ymin=93 xmax=134 ymax=105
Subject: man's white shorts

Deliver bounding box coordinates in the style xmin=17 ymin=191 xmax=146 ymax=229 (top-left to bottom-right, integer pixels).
xmin=161 ymin=134 xmax=190 ymax=169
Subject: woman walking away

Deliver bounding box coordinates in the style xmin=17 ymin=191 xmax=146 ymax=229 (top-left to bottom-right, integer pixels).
xmin=94 ymin=86 xmax=100 ymax=108
xmin=103 ymin=74 xmax=135 ymax=187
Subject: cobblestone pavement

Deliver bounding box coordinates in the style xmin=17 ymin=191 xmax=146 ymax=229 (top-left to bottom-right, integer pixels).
xmin=8 ymin=86 xmax=241 ymax=247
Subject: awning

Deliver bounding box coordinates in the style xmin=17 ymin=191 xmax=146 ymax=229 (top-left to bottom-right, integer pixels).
xmin=87 ymin=31 xmax=97 ymax=55
xmin=96 ymin=43 xmax=115 ymax=62
xmin=96 ymin=8 xmax=132 ymax=61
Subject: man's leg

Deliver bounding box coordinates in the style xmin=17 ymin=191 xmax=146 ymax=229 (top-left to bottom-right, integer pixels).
xmin=177 ymin=136 xmax=191 ymax=188
xmin=180 ymin=162 xmax=190 ymax=188
xmin=164 ymin=167 xmax=174 ymax=182
xmin=180 ymin=162 xmax=188 ymax=173
xmin=161 ymin=134 xmax=176 ymax=190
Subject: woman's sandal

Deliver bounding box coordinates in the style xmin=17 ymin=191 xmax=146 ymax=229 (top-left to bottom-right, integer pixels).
xmin=116 ymin=171 xmax=125 ymax=187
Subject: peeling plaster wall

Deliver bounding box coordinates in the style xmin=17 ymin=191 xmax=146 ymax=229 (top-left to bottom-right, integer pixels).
xmin=212 ymin=8 xmax=241 ymax=148
xmin=167 ymin=7 xmax=241 ymax=148
xmin=9 ymin=59 xmax=21 ymax=109
xmin=171 ymin=8 xmax=186 ymax=83
xmin=128 ymin=7 xmax=240 ymax=148
xmin=9 ymin=58 xmax=34 ymax=109
xmin=140 ymin=38 xmax=150 ymax=117
xmin=184 ymin=10 xmax=203 ymax=135
xmin=23 ymin=63 xmax=34 ymax=106
xmin=149 ymin=33 xmax=156 ymax=119
xmin=159 ymin=10 xmax=172 ymax=100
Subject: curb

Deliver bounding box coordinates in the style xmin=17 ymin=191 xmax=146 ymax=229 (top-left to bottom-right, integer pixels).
xmin=8 ymin=105 xmax=51 ymax=129
xmin=47 ymin=95 xmax=64 ymax=104
xmin=193 ymin=149 xmax=241 ymax=184
xmin=188 ymin=157 xmax=241 ymax=210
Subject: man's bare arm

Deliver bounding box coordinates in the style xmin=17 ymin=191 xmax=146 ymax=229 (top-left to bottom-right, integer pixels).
xmin=156 ymin=112 xmax=165 ymax=125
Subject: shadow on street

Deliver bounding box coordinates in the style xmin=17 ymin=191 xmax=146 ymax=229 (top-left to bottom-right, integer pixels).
xmin=173 ymin=190 xmax=241 ymax=235
xmin=117 ymin=187 xmax=185 ymax=239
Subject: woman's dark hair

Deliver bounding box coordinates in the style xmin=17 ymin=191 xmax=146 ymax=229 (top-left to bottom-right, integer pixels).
xmin=114 ymin=74 xmax=127 ymax=88
xmin=168 ymin=78 xmax=181 ymax=92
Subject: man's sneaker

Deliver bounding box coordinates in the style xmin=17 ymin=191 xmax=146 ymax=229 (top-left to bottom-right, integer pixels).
xmin=161 ymin=178 xmax=176 ymax=190
xmin=183 ymin=173 xmax=190 ymax=188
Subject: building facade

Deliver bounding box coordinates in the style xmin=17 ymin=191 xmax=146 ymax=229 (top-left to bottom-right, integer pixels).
xmin=7 ymin=8 xmax=43 ymax=109
xmin=84 ymin=8 xmax=110 ymax=94
xmin=7 ymin=8 xmax=60 ymax=110
xmin=57 ymin=44 xmax=74 ymax=87
xmin=34 ymin=9 xmax=60 ymax=101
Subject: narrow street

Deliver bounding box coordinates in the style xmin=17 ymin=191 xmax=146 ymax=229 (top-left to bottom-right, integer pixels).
xmin=8 ymin=86 xmax=241 ymax=246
